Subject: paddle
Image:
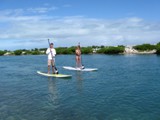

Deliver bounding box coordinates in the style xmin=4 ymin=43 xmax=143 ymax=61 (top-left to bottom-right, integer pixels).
xmin=48 ymin=39 xmax=58 ymax=74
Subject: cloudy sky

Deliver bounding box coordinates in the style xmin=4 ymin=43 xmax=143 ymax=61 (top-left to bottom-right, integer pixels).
xmin=0 ymin=0 xmax=160 ymax=50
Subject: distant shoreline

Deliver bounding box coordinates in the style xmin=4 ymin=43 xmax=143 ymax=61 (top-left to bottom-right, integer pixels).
xmin=0 ymin=52 xmax=158 ymax=57
xmin=0 ymin=43 xmax=160 ymax=56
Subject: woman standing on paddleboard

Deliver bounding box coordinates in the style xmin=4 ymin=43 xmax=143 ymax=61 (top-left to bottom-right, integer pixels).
xmin=46 ymin=43 xmax=57 ymax=74
xmin=75 ymin=43 xmax=82 ymax=68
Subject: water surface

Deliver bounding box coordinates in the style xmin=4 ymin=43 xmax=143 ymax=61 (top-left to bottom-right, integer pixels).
xmin=0 ymin=55 xmax=160 ymax=120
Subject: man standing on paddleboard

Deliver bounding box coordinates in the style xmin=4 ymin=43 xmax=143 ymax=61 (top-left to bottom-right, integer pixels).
xmin=46 ymin=43 xmax=57 ymax=74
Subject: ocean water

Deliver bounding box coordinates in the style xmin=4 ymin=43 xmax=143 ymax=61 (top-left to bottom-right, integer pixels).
xmin=0 ymin=54 xmax=160 ymax=120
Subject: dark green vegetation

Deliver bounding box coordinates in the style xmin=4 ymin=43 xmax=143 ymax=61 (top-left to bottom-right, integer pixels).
xmin=14 ymin=50 xmax=22 ymax=55
xmin=56 ymin=47 xmax=75 ymax=54
xmin=1 ymin=42 xmax=160 ymax=56
xmin=0 ymin=50 xmax=6 ymax=56
xmin=56 ymin=46 xmax=93 ymax=54
xmin=0 ymin=46 xmax=124 ymax=55
xmin=50 ymin=46 xmax=93 ymax=54
xmin=156 ymin=42 xmax=160 ymax=54
xmin=133 ymin=43 xmax=160 ymax=54
xmin=97 ymin=46 xmax=125 ymax=54
xmin=133 ymin=44 xmax=156 ymax=51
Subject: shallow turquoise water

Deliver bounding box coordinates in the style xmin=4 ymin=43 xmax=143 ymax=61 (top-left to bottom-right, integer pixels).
xmin=0 ymin=54 xmax=160 ymax=120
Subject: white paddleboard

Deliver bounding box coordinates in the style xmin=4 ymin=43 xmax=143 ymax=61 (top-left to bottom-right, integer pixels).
xmin=63 ymin=66 xmax=98 ymax=71
xmin=37 ymin=71 xmax=72 ymax=78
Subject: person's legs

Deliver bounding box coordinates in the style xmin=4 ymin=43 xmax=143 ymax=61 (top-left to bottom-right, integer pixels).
xmin=51 ymin=60 xmax=55 ymax=74
xmin=48 ymin=59 xmax=51 ymax=74
xmin=48 ymin=66 xmax=50 ymax=74
xmin=79 ymin=56 xmax=82 ymax=67
xmin=77 ymin=56 xmax=82 ymax=68
xmin=76 ymin=56 xmax=78 ymax=67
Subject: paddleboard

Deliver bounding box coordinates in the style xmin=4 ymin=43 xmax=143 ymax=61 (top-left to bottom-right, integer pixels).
xmin=63 ymin=66 xmax=98 ymax=71
xmin=37 ymin=71 xmax=72 ymax=78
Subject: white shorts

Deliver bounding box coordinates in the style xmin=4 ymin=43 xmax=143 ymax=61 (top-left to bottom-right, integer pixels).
xmin=48 ymin=59 xmax=55 ymax=66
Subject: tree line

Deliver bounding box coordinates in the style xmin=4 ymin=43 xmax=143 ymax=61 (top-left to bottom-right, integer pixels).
xmin=0 ymin=46 xmax=124 ymax=56
xmin=0 ymin=42 xmax=160 ymax=56
xmin=133 ymin=43 xmax=160 ymax=54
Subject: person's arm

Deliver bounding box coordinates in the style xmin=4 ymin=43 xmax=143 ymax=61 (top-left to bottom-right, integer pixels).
xmin=51 ymin=49 xmax=56 ymax=56
xmin=54 ymin=49 xmax=56 ymax=55
xmin=46 ymin=48 xmax=50 ymax=54
xmin=75 ymin=49 xmax=78 ymax=55
xmin=52 ymin=49 xmax=56 ymax=56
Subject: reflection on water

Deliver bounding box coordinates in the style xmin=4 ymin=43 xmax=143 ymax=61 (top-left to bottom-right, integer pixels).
xmin=47 ymin=77 xmax=58 ymax=109
xmin=76 ymin=72 xmax=83 ymax=93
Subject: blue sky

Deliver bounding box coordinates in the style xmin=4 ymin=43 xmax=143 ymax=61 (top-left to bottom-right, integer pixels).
xmin=0 ymin=0 xmax=160 ymax=50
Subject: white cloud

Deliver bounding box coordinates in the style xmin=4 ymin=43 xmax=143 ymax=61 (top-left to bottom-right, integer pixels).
xmin=0 ymin=6 xmax=58 ymax=16
xmin=0 ymin=9 xmax=24 ymax=16
xmin=27 ymin=7 xmax=58 ymax=13
xmin=0 ymin=9 xmax=160 ymax=49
